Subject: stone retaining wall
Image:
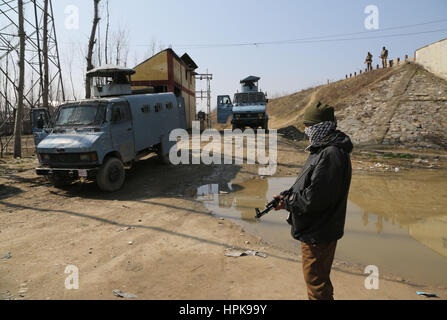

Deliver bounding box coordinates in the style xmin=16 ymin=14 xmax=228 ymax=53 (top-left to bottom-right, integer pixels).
xmin=415 ymin=38 xmax=447 ymax=81
xmin=337 ymin=64 xmax=447 ymax=149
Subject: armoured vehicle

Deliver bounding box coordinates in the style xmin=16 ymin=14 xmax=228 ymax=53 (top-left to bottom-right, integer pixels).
xmin=217 ymin=76 xmax=269 ymax=131
xmin=33 ymin=66 xmax=186 ymax=192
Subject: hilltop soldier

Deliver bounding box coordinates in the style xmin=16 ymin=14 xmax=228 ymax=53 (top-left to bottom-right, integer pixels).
xmin=274 ymin=101 xmax=353 ymax=300
xmin=380 ymin=46 xmax=389 ymax=68
xmin=365 ymin=52 xmax=373 ymax=71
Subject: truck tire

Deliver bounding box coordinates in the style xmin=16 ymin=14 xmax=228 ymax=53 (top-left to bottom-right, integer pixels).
xmin=158 ymin=153 xmax=171 ymax=165
xmin=97 ymin=157 xmax=125 ymax=192
xmin=157 ymin=143 xmax=171 ymax=165
xmin=263 ymin=119 xmax=269 ymax=133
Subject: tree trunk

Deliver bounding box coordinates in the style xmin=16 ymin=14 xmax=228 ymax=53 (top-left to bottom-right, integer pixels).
xmin=85 ymin=0 xmax=101 ymax=99
xmin=13 ymin=0 xmax=25 ymax=158
xmin=42 ymin=0 xmax=49 ymax=109
xmin=97 ymin=19 xmax=102 ymax=67
xmin=105 ymin=0 xmax=110 ymax=65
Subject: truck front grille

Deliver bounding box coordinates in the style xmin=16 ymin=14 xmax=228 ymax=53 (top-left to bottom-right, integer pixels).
xmin=48 ymin=153 xmax=81 ymax=163
xmin=236 ymin=113 xmax=264 ymax=119
xmin=39 ymin=152 xmax=99 ymax=169
xmin=239 ymin=113 xmax=256 ymax=119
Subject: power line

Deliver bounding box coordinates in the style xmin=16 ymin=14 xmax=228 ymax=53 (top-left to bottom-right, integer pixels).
xmin=57 ymin=17 xmax=447 ymax=50
xmin=170 ymin=28 xmax=447 ymax=50
xmin=167 ymin=19 xmax=447 ymax=50
xmin=170 ymin=18 xmax=447 ymax=48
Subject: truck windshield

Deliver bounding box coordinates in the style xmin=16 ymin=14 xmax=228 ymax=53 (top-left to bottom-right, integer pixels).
xmin=55 ymin=103 xmax=106 ymax=127
xmin=234 ymin=92 xmax=266 ymax=105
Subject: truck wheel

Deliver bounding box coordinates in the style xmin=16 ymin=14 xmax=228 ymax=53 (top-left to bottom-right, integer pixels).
xmin=97 ymin=157 xmax=125 ymax=192
xmin=157 ymin=143 xmax=171 ymax=165
xmin=47 ymin=174 xmax=71 ymax=188
xmin=263 ymin=120 xmax=269 ymax=133
xmin=158 ymin=153 xmax=171 ymax=165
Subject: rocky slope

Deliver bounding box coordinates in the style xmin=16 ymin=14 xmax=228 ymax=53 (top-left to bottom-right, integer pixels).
xmin=267 ymin=63 xmax=447 ymax=150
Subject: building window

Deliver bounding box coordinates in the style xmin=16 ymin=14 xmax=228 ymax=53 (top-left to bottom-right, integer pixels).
xmin=185 ymin=70 xmax=188 ymax=81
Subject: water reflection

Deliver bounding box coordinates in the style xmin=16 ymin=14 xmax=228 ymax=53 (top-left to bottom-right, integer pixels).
xmin=349 ymin=172 xmax=447 ymax=260
xmin=196 ymin=179 xmax=270 ymax=224
xmin=196 ymin=170 xmax=447 ymax=286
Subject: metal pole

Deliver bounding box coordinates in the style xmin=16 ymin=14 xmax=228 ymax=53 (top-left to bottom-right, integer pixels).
xmin=32 ymin=0 xmax=44 ymax=106
xmin=49 ymin=0 xmax=65 ymax=102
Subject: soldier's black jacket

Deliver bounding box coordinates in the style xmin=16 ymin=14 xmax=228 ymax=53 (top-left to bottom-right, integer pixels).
xmin=284 ymin=130 xmax=353 ymax=244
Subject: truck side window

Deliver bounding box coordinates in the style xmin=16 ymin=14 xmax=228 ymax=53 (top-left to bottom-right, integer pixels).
xmin=155 ymin=103 xmax=162 ymax=113
xmin=219 ymin=96 xmax=231 ymax=105
xmin=141 ymin=105 xmax=150 ymax=114
xmin=166 ymin=102 xmax=173 ymax=110
xmin=112 ymin=103 xmax=131 ymax=123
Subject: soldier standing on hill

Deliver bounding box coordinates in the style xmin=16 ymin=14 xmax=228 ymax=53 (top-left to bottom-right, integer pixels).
xmin=365 ymin=52 xmax=373 ymax=71
xmin=380 ymin=46 xmax=389 ymax=68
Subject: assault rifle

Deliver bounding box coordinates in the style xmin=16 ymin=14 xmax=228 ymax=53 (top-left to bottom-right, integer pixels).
xmin=255 ymin=190 xmax=291 ymax=219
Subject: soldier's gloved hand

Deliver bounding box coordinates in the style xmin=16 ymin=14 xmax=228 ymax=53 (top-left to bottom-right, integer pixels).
xmin=273 ymin=195 xmax=285 ymax=211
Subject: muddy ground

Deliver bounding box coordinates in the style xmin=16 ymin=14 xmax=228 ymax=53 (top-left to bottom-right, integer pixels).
xmin=1 ymin=135 xmax=447 ymax=300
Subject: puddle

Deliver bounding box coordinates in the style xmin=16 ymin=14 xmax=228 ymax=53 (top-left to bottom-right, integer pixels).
xmin=196 ymin=170 xmax=447 ymax=287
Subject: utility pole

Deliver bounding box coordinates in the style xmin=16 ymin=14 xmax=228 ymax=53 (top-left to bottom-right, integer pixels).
xmin=13 ymin=0 xmax=25 ymax=158
xmin=0 ymin=0 xmax=65 ymax=156
xmin=42 ymin=0 xmax=49 ymax=109
xmin=195 ymin=72 xmax=213 ymax=129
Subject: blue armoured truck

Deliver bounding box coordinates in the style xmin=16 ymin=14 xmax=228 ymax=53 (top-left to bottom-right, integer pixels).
xmin=32 ymin=66 xmax=187 ymax=192
xmin=217 ymin=76 xmax=269 ymax=131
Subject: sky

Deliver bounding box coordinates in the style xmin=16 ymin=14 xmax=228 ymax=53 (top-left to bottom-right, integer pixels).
xmin=46 ymin=0 xmax=447 ymax=111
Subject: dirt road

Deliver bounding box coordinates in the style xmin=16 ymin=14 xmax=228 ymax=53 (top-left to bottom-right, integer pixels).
xmin=1 ymin=135 xmax=446 ymax=300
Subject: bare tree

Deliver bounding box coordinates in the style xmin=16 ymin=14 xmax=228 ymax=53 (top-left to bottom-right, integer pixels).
xmin=85 ymin=0 xmax=101 ymax=99
xmin=97 ymin=13 xmax=102 ymax=67
xmin=111 ymin=25 xmax=130 ymax=67
xmin=13 ymin=0 xmax=25 ymax=158
xmin=0 ymin=60 xmax=4 ymax=124
xmin=66 ymin=45 xmax=78 ymax=101
xmin=104 ymin=0 xmax=110 ymax=65
xmin=4 ymin=55 xmax=10 ymax=122
xmin=150 ymin=36 xmax=158 ymax=56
